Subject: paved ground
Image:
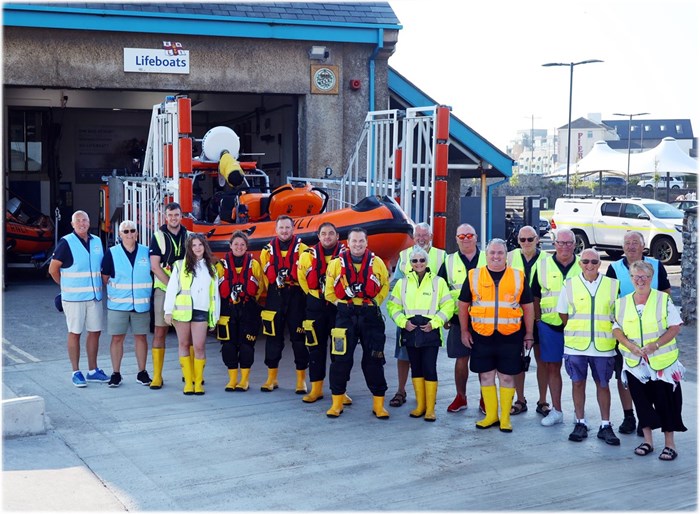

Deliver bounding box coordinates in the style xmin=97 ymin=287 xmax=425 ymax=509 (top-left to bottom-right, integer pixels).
xmin=2 ymin=270 xmax=697 ymax=511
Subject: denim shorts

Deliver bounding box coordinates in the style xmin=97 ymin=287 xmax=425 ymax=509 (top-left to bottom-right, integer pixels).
xmin=191 ymin=309 xmax=208 ymax=322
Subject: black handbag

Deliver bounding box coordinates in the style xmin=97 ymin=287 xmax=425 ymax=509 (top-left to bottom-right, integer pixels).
xmin=522 ymin=347 xmax=532 ymax=372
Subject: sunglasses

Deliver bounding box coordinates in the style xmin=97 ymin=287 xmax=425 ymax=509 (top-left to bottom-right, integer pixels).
xmin=122 ymin=229 xmax=137 ymax=234
xmin=456 ymin=233 xmax=476 ymax=240
xmin=411 ymin=258 xmax=427 ymax=264
xmin=580 ymin=259 xmax=600 ymax=265
xmin=519 ymin=237 xmax=535 ymax=243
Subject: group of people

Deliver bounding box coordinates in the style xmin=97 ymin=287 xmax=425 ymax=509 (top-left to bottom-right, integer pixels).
xmin=50 ymin=208 xmax=686 ymax=458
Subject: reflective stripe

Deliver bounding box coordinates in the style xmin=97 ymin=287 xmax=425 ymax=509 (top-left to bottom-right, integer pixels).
xmin=62 ymin=271 xmax=100 ymax=278
xmin=63 ymin=286 xmax=99 ymax=293
xmin=111 ymin=297 xmax=150 ymax=305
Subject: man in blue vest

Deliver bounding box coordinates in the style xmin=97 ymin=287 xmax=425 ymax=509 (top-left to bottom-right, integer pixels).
xmin=557 ymin=248 xmax=620 ymax=445
xmin=605 ymin=230 xmax=671 ymax=437
xmin=49 ymin=210 xmax=108 ymax=387
xmin=101 ymin=220 xmax=153 ymax=387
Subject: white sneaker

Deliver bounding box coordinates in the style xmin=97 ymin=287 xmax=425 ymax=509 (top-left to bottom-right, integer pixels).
xmin=541 ymin=408 xmax=564 ymax=426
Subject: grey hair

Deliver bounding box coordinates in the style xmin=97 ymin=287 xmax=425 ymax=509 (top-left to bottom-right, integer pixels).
xmin=486 ymin=238 xmax=507 ymax=252
xmin=629 ymin=260 xmax=654 ymax=277
xmin=409 ymin=246 xmax=429 ymax=262
xmin=580 ymin=247 xmax=600 ymax=260
xmin=71 ymin=210 xmax=89 ymax=223
xmin=119 ymin=219 xmax=136 ymax=232
xmin=624 ymin=231 xmax=645 ymax=246
xmin=518 ymin=225 xmax=537 ymax=237
xmin=555 ymin=228 xmax=575 ymax=241
xmin=413 ymin=222 xmax=432 ymax=235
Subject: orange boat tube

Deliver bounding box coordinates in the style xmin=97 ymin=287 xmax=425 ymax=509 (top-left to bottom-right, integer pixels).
xmin=193 ymin=195 xmax=414 ymax=267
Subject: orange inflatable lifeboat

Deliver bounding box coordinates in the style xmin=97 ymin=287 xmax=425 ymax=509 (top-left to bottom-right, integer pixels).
xmin=188 ymin=195 xmax=413 ymax=268
xmin=5 ymin=198 xmax=54 ymax=256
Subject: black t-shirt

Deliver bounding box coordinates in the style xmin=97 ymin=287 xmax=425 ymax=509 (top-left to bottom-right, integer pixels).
xmin=101 ymin=243 xmax=140 ymax=278
xmin=458 ymin=267 xmax=533 ymax=304
xmin=51 ymin=232 xmax=96 ymax=269
xmin=438 ymin=250 xmax=483 ymax=324
xmin=530 ymin=255 xmax=577 ymax=298
xmin=148 ymin=225 xmax=189 ymax=266
xmin=517 ymin=249 xmax=541 ymax=284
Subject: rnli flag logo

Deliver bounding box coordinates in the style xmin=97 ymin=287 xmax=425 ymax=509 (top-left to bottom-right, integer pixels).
xmin=163 ymin=41 xmax=184 ymax=55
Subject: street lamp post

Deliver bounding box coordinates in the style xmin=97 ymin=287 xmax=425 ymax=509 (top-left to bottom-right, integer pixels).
xmin=542 ymin=59 xmax=604 ymax=195
xmin=613 ymin=112 xmax=649 ymax=197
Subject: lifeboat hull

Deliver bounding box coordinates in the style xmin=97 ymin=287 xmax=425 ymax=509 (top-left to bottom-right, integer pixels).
xmin=192 ymin=195 xmax=414 ymax=267
xmin=5 ymin=216 xmax=54 ymax=256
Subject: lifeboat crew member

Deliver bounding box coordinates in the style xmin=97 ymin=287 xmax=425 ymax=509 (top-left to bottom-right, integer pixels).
xmin=259 ymin=215 xmax=309 ymax=393
xmin=163 ymin=234 xmax=220 ymax=395
xmin=100 ymin=219 xmax=153 ymax=387
xmin=297 ymin=222 xmax=350 ymax=404
xmin=389 ymin=222 xmax=446 ymax=409
xmin=215 ymin=231 xmax=265 ymax=392
xmin=49 ymin=210 xmax=109 ymax=387
xmin=324 ymin=227 xmax=391 ymax=419
xmin=148 ymin=202 xmax=190 ymax=390
xmin=459 ymin=238 xmax=534 ymax=432
xmin=387 ymin=247 xmax=454 ymax=421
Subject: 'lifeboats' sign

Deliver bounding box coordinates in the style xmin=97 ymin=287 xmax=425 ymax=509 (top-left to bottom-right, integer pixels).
xmin=124 ymin=47 xmax=190 ymax=74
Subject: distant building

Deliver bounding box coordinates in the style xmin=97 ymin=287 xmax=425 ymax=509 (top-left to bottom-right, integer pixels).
xmin=557 ymin=117 xmax=619 ymax=165
xmin=602 ymin=119 xmax=696 ymax=156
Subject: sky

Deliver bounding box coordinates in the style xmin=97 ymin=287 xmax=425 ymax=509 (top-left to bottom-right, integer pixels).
xmin=388 ymin=0 xmax=700 ymax=153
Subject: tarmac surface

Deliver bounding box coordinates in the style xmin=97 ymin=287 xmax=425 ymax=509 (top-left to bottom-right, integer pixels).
xmin=2 ymin=264 xmax=697 ymax=511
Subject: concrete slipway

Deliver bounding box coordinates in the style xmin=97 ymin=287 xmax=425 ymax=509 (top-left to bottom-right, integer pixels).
xmin=2 ymin=275 xmax=696 ymax=511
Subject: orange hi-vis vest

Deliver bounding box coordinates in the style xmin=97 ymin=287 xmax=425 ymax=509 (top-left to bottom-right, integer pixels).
xmin=468 ymin=266 xmax=525 ymax=336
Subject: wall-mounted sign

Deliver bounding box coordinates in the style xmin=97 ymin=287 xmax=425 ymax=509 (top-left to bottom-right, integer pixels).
xmin=310 ymin=65 xmax=339 ymax=95
xmin=124 ymin=42 xmax=189 ymax=74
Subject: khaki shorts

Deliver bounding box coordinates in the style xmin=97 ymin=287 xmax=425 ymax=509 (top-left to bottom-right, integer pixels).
xmin=63 ymin=299 xmax=103 ymax=334
xmin=107 ymin=309 xmax=150 ymax=336
xmin=153 ymin=288 xmax=167 ymax=327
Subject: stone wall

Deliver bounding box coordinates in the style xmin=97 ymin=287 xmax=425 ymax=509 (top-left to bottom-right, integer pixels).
xmin=681 ymin=209 xmax=697 ymax=325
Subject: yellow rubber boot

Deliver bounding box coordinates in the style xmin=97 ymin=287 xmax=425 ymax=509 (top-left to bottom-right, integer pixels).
xmin=342 ymin=393 xmax=353 ymax=406
xmin=326 ymin=394 xmax=345 ymax=418
xmin=193 ymin=358 xmax=206 ymax=395
xmin=475 ymin=385 xmax=499 ymax=429
xmin=260 ymin=368 xmax=279 ymax=392
xmin=150 ymin=347 xmax=165 ymax=389
xmin=499 ymin=386 xmax=516 ymax=432
xmin=372 ymin=396 xmax=390 ymax=419
xmin=303 ymin=380 xmax=324 ymax=403
xmin=409 ymin=378 xmax=426 ymax=418
xmin=225 ymin=369 xmax=238 ymax=392
xmin=295 ymin=369 xmax=308 ymax=394
xmin=235 ymin=368 xmax=250 ymax=391
xmin=179 ymin=356 xmax=194 ymax=395
xmin=424 ymin=380 xmax=438 ymax=422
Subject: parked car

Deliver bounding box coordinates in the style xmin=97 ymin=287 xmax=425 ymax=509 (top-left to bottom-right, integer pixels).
xmin=669 ymin=199 xmax=697 ymax=211
xmin=637 ymin=176 xmax=685 ymax=189
xmin=593 ymin=176 xmax=626 ymax=187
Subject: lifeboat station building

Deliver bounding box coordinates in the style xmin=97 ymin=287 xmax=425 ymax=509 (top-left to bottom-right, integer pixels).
xmin=3 ymin=2 xmax=512 ymax=247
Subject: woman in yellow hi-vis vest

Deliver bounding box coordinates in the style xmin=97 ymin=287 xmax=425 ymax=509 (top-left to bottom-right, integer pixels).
xmin=164 ymin=234 xmax=220 ymax=395
xmin=612 ymin=260 xmax=685 ymax=461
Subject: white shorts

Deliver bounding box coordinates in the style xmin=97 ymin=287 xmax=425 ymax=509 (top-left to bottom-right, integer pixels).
xmin=63 ymin=299 xmax=103 ymax=334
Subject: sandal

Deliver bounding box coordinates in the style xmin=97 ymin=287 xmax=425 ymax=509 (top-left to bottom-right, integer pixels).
xmin=634 ymin=442 xmax=654 ymax=456
xmin=389 ymin=391 xmax=407 ymax=408
xmin=536 ymin=401 xmax=550 ymax=417
xmin=510 ymin=399 xmax=528 ymax=415
xmin=659 ymin=447 xmax=678 ymax=461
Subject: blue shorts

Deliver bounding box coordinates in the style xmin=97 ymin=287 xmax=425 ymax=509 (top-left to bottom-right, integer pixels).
xmin=446 ymin=322 xmax=471 ymax=358
xmin=564 ymin=354 xmax=614 ymax=385
xmin=393 ymin=327 xmax=409 ymax=361
xmin=538 ymin=321 xmax=564 ymax=363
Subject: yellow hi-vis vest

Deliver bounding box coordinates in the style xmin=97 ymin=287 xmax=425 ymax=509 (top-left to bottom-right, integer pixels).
xmin=468 ymin=266 xmax=525 ymax=336
xmin=398 ymin=246 xmax=446 ymax=276
xmin=444 ymin=250 xmax=487 ymax=317
xmin=387 ymin=271 xmax=454 ymax=341
xmin=537 ymin=256 xmax=581 ymax=326
xmin=153 ymin=228 xmax=189 ymax=291
xmin=563 ymin=275 xmax=618 ymax=352
xmin=172 ymin=261 xmax=218 ymax=328
xmin=507 ymin=249 xmax=546 ymax=286
xmin=614 ymin=290 xmax=679 ymax=371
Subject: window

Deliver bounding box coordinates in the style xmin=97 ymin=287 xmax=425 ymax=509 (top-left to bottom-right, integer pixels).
xmin=644 ymin=125 xmax=651 ymax=132
xmin=8 ymin=109 xmax=46 ymax=173
xmin=660 ymin=124 xmax=666 ymax=131
xmin=676 ymin=124 xmax=683 ymax=134
xmin=587 ymin=131 xmax=593 ymax=138
xmin=623 ymin=203 xmax=644 ymax=219
xmin=601 ymin=203 xmax=621 ymax=217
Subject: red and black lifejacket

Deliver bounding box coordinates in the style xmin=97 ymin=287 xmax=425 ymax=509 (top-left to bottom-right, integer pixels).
xmin=305 ymin=242 xmax=343 ymax=291
xmin=219 ymin=252 xmax=259 ymax=302
xmin=333 ymin=249 xmax=382 ymax=302
xmin=264 ymin=236 xmax=302 ymax=286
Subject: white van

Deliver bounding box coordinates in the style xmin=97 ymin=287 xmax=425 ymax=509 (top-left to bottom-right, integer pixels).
xmin=551 ymin=197 xmax=684 ymax=264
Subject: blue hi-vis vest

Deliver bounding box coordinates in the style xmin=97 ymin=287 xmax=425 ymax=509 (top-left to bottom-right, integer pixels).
xmin=611 ymin=257 xmax=659 ymax=297
xmin=61 ymin=233 xmax=103 ymax=302
xmin=107 ymin=244 xmax=152 ymax=312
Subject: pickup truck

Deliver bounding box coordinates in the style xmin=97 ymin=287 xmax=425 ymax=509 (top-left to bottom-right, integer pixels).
xmin=551 ymin=197 xmax=684 ymax=264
